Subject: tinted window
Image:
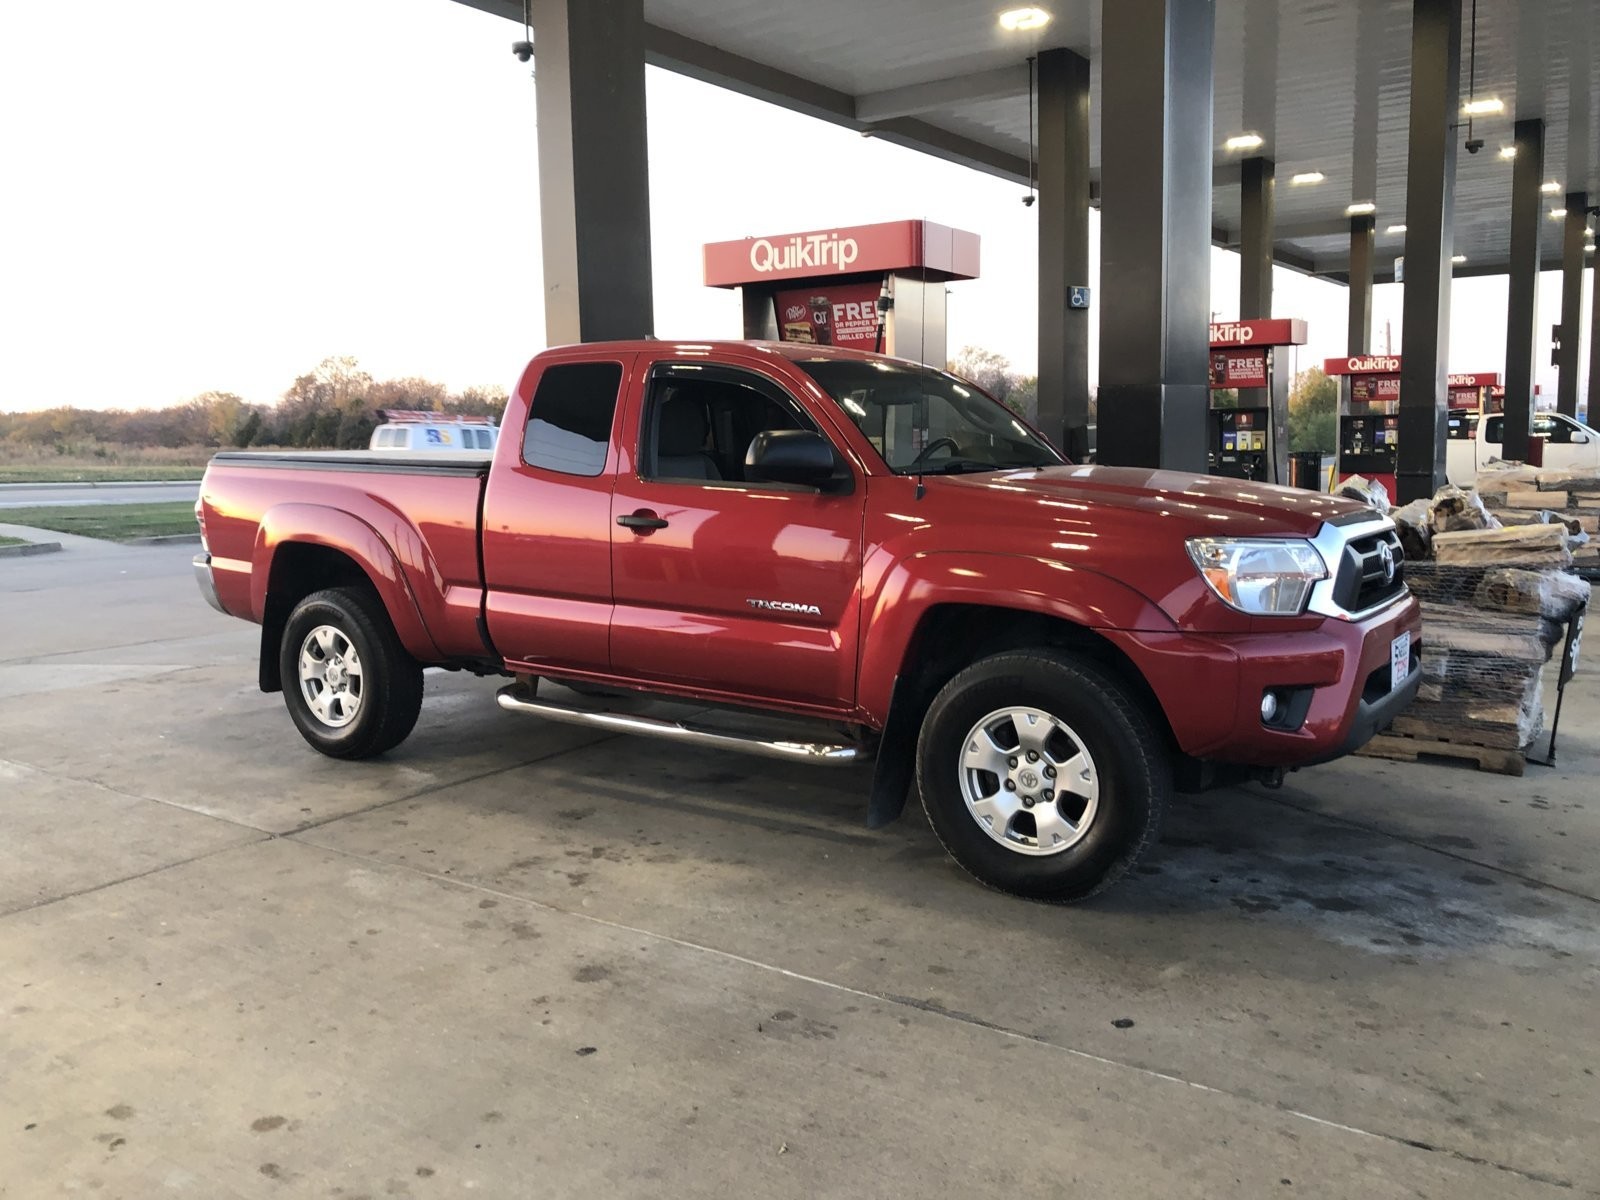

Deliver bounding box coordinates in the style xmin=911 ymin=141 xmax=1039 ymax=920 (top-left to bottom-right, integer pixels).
xmin=522 ymin=362 xmax=623 ymax=476
xmin=1484 ymin=417 xmax=1503 ymax=444
xmin=641 ymin=368 xmax=816 ymax=484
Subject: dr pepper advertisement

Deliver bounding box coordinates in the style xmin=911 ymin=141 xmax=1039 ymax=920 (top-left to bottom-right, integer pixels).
xmin=772 ymin=281 xmax=884 ymax=352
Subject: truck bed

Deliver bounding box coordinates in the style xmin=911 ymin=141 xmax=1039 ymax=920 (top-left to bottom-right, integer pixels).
xmin=199 ymin=451 xmax=495 ymax=665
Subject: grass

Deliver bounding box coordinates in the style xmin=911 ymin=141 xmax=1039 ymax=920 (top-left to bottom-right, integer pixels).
xmin=0 ymin=502 xmax=199 ymax=542
xmin=0 ymin=462 xmax=208 ymax=483
xmin=0 ymin=535 xmax=25 ymax=547
xmin=0 ymin=443 xmax=213 ymax=484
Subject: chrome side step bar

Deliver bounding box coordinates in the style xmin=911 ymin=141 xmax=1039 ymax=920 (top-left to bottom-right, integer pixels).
xmin=495 ymin=686 xmax=869 ymax=766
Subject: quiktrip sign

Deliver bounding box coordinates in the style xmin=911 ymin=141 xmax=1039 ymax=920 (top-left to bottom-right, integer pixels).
xmin=1208 ymin=319 xmax=1308 ymax=347
xmin=1323 ymin=355 xmax=1402 ymax=375
xmin=703 ymin=220 xmax=980 ymax=287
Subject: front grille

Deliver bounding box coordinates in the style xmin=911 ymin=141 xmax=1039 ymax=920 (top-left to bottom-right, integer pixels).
xmin=1333 ymin=529 xmax=1406 ymax=614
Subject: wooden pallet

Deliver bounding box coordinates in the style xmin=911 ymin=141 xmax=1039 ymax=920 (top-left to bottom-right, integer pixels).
xmin=1358 ymin=730 xmax=1526 ymax=776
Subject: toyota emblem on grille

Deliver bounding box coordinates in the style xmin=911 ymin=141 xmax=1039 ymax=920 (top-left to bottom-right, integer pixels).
xmin=1377 ymin=541 xmax=1396 ymax=585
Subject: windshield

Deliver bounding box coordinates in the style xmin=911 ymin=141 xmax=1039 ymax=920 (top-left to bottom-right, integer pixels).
xmin=794 ymin=358 xmax=1065 ymax=475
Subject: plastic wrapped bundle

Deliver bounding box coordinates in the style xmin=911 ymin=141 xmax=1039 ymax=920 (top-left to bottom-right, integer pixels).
xmin=1390 ymin=498 xmax=1433 ymax=561
xmin=1432 ymin=523 xmax=1572 ymax=567
xmin=1428 ymin=484 xmax=1499 ymax=532
xmin=1336 ymin=474 xmax=1391 ymax=513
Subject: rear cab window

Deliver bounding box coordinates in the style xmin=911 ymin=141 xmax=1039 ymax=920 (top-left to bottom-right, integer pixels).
xmin=522 ymin=362 xmax=625 ymax=476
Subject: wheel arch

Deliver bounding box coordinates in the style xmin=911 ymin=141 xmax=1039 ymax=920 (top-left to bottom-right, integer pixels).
xmin=252 ymin=506 xmax=438 ymax=693
xmin=864 ymin=580 xmax=1180 ymax=829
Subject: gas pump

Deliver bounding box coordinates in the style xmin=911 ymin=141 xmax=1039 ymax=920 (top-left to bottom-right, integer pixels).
xmin=702 ymin=219 xmax=980 ymax=368
xmin=1326 ymin=354 xmax=1402 ymax=498
xmin=1206 ymin=319 xmax=1307 ymax=483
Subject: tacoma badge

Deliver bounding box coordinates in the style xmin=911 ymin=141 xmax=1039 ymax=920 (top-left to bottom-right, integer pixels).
xmin=747 ymin=598 xmax=822 ymax=616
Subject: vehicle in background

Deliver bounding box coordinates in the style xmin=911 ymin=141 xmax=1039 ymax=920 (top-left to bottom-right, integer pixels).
xmin=1446 ymin=409 xmax=1600 ymax=486
xmin=369 ymin=410 xmax=499 ymax=452
xmin=195 ymin=341 xmax=1421 ymax=903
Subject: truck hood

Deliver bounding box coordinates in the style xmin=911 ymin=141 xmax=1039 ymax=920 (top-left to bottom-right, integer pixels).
xmin=929 ymin=464 xmax=1367 ymax=539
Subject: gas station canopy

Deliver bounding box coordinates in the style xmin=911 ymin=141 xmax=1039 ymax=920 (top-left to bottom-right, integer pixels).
xmin=460 ymin=0 xmax=1600 ymax=277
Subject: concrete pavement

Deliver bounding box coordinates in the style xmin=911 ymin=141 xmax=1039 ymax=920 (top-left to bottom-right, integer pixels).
xmin=1 ymin=539 xmax=1596 ymax=1198
xmin=0 ymin=481 xmax=201 ymax=509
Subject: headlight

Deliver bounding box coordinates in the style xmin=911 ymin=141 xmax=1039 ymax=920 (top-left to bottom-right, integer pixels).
xmin=1186 ymin=537 xmax=1328 ymax=616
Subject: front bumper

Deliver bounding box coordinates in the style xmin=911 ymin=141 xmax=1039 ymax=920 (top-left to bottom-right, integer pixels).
xmin=1107 ymin=593 xmax=1424 ymax=768
xmin=193 ymin=553 xmax=226 ymax=614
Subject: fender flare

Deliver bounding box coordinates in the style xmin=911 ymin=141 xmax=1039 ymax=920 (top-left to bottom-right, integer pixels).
xmin=251 ymin=503 xmax=441 ymax=666
xmin=860 ymin=552 xmax=1176 ymax=827
xmin=857 ymin=551 xmax=1175 ymax=723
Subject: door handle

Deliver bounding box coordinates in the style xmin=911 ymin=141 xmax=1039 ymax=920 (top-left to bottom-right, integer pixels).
xmin=617 ymin=511 xmax=670 ymax=531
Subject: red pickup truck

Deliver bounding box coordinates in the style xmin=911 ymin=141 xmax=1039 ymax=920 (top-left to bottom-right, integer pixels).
xmin=195 ymin=340 xmax=1421 ymax=901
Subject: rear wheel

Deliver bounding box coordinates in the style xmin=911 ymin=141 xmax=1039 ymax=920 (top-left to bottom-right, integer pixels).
xmin=279 ymin=587 xmax=423 ymax=759
xmin=916 ymin=650 xmax=1169 ymax=902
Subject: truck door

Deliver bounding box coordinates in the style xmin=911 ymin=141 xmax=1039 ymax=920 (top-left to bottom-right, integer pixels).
xmin=1480 ymin=414 xmax=1504 ymax=471
xmin=481 ymin=356 xmax=633 ymax=672
xmin=609 ymin=360 xmax=865 ymax=712
xmin=1538 ymin=413 xmax=1599 ymax=472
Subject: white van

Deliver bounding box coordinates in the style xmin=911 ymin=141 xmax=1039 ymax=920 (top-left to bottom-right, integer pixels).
xmin=369 ymin=421 xmax=499 ymax=452
xmin=1446 ymin=409 xmax=1600 ymax=486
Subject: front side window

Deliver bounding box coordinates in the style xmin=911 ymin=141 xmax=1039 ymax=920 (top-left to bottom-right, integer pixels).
xmin=1484 ymin=416 xmax=1504 ymax=444
xmin=794 ymin=358 xmax=1063 ymax=475
xmin=640 ymin=367 xmax=819 ymax=485
xmin=522 ymin=362 xmax=623 ymax=476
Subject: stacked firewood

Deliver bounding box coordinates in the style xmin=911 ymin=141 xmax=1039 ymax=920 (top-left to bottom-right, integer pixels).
xmin=1476 ymin=467 xmax=1600 ymax=568
xmin=1397 ymin=560 xmax=1588 ymax=752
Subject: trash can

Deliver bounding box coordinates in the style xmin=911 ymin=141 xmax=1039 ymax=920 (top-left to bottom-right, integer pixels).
xmin=1288 ymin=451 xmax=1326 ymax=492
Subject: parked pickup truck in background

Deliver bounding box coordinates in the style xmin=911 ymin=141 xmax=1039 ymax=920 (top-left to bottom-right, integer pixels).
xmin=1447 ymin=408 xmax=1600 ymax=487
xmin=195 ymin=340 xmax=1422 ymax=901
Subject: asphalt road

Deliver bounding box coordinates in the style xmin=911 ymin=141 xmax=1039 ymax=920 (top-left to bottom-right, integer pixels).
xmin=2 ymin=539 xmax=1597 ymax=1197
xmin=0 ymin=481 xmax=201 ymax=509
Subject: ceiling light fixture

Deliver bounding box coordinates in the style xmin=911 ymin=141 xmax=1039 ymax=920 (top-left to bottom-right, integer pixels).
xmin=1346 ymin=201 xmax=1377 ymax=216
xmin=1551 ymin=208 xmax=1568 ymax=218
xmin=1386 ymin=224 xmax=1407 ymax=234
xmin=1452 ymin=254 xmax=1468 ymax=264
xmin=1224 ymin=133 xmax=1264 ymax=152
xmin=998 ymin=7 xmax=1051 ymax=31
xmin=1499 ymin=145 xmax=1518 ymax=159
xmin=1290 ymin=171 xmax=1325 ymax=185
xmin=1462 ymin=97 xmax=1504 ymax=115
xmin=1541 ymin=181 xmax=1561 ymax=194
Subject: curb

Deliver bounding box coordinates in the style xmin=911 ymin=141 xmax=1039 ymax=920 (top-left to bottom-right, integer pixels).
xmin=0 ymin=541 xmax=64 ymax=558
xmin=124 ymin=533 xmax=202 ymax=546
xmin=0 ymin=479 xmax=203 ymax=492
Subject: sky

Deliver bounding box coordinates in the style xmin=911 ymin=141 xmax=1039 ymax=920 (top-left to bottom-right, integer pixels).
xmin=0 ymin=0 xmax=1589 ymax=414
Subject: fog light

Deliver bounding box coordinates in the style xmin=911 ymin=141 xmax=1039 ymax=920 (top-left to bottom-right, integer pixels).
xmin=1260 ymin=691 xmax=1280 ymax=723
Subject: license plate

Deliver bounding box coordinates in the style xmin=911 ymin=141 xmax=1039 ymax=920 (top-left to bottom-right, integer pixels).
xmin=1391 ymin=631 xmax=1411 ymax=692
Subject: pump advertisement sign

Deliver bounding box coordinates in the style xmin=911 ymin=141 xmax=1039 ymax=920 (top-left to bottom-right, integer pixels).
xmin=1209 ymin=349 xmax=1270 ymax=389
xmin=772 ymin=282 xmax=884 ymax=351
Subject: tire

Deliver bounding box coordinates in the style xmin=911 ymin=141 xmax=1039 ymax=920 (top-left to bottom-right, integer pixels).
xmin=279 ymin=586 xmax=424 ymax=759
xmin=915 ymin=650 xmax=1169 ymax=903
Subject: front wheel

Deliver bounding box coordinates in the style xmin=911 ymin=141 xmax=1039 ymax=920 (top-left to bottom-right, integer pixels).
xmin=279 ymin=587 xmax=424 ymax=759
xmin=916 ymin=650 xmax=1169 ymax=902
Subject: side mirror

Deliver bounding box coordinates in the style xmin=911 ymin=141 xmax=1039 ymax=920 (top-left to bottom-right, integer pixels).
xmin=1573 ymin=432 xmax=1591 ymax=445
xmin=746 ymin=430 xmax=851 ymax=492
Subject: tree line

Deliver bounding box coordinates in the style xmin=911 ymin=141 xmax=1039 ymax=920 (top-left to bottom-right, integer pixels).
xmin=0 ymin=357 xmax=509 ymax=451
